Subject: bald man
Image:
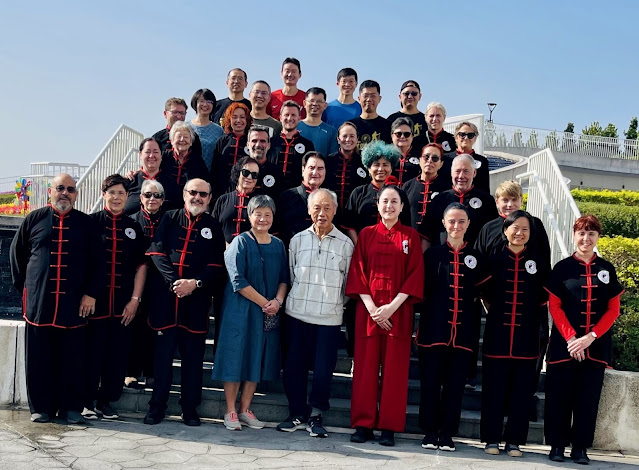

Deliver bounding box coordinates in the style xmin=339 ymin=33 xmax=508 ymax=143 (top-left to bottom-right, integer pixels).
xmin=10 ymin=174 xmax=104 ymax=424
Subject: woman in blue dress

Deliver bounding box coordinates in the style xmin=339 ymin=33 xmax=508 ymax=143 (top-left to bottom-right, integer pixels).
xmin=212 ymin=194 xmax=289 ymax=431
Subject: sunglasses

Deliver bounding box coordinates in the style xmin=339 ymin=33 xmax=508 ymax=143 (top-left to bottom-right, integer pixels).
xmin=457 ymin=132 xmax=477 ymax=139
xmin=54 ymin=185 xmax=77 ymax=193
xmin=402 ymin=91 xmax=419 ymax=97
xmin=184 ymin=189 xmax=210 ymax=197
xmin=393 ymin=131 xmax=412 ymax=139
xmin=241 ymin=169 xmax=259 ymax=179
xmin=141 ymin=192 xmax=164 ymax=199
xmin=421 ymin=154 xmax=441 ymax=162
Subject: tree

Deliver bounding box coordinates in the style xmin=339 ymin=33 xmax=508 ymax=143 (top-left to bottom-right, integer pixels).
xmin=602 ymin=123 xmax=618 ymax=138
xmin=625 ymin=117 xmax=638 ymax=140
xmin=582 ymin=121 xmax=604 ymax=136
xmin=564 ymin=122 xmax=575 ymax=133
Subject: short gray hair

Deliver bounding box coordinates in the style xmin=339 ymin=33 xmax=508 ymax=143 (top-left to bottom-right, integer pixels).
xmin=169 ymin=121 xmax=195 ymax=142
xmin=307 ymin=188 xmax=338 ymax=209
xmin=247 ymin=194 xmax=276 ymax=216
xmin=391 ymin=117 xmax=414 ymax=133
xmin=141 ymin=179 xmax=165 ymax=195
xmin=425 ymin=101 xmax=447 ymax=117
xmin=452 ymin=153 xmax=476 ymax=168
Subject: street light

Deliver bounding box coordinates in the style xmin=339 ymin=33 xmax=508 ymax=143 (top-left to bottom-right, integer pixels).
xmin=487 ymin=103 xmax=497 ymax=123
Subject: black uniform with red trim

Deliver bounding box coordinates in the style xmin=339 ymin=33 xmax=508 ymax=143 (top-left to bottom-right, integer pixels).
xmin=85 ymin=209 xmax=147 ymax=408
xmin=159 ymin=149 xmax=209 ymax=210
xmin=268 ymin=131 xmax=315 ymax=190
xmin=418 ymin=129 xmax=457 ymax=177
xmin=403 ymin=174 xmax=450 ymax=229
xmin=419 ymin=186 xmax=498 ymax=246
xmin=276 ymin=183 xmax=313 ymax=247
xmin=458 ymin=149 xmax=490 ymax=195
xmin=324 ymin=150 xmax=369 ymax=219
xmin=342 ymin=182 xmax=412 ymax=234
xmin=254 ymin=157 xmax=285 ymax=201
xmin=152 ymin=127 xmax=203 ymax=156
xmin=131 ymin=207 xmax=164 ymax=243
xmin=9 ymin=206 xmax=104 ymax=416
xmin=212 ymin=98 xmax=252 ymax=127
xmin=210 ymin=132 xmax=249 ymax=200
xmin=351 ymin=116 xmax=391 ymax=149
xmin=123 ymin=169 xmax=175 ymax=216
xmin=475 ymin=214 xmax=550 ymax=263
xmin=212 ymin=189 xmax=259 ymax=244
xmin=544 ymin=253 xmax=623 ymax=450
xmin=416 ymin=241 xmax=489 ymax=438
xmin=393 ymin=149 xmax=422 ymax=187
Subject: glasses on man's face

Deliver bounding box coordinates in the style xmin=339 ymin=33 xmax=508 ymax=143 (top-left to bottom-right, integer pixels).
xmin=54 ymin=185 xmax=77 ymax=193
xmin=457 ymin=132 xmax=477 ymax=140
xmin=393 ymin=131 xmax=412 ymax=139
xmin=240 ymin=169 xmax=259 ymax=179
xmin=169 ymin=110 xmax=187 ymax=117
xmin=253 ymin=90 xmax=269 ymax=96
xmin=402 ymin=91 xmax=419 ymax=97
xmin=141 ymin=192 xmax=164 ymax=199
xmin=184 ymin=189 xmax=209 ymax=197
xmin=421 ymin=154 xmax=441 ymax=162
xmin=307 ymin=100 xmax=326 ymax=105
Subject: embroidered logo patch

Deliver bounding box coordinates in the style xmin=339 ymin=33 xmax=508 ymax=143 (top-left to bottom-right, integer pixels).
xmin=263 ymin=175 xmax=275 ymax=187
xmin=295 ymin=143 xmax=305 ymax=154
xmin=469 ymin=197 xmax=482 ymax=209
xmin=525 ymin=260 xmax=537 ymax=274
xmin=464 ymin=255 xmax=477 ymax=269
xmin=125 ymin=228 xmax=136 ymax=239
xmin=357 ymin=167 xmax=367 ymax=178
xmin=431 ymin=192 xmax=439 ymax=199
xmin=201 ymin=228 xmax=212 ymax=239
xmin=409 ymin=157 xmax=419 ymax=165
xmin=402 ymin=239 xmax=409 ymax=254
xmin=598 ymin=270 xmax=610 ymax=284
xmin=442 ymin=142 xmax=451 ymax=152
xmin=475 ymin=160 xmax=482 ymax=169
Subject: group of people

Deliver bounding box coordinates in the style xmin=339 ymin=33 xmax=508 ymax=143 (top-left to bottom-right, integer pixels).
xmin=9 ymin=58 xmax=624 ymax=466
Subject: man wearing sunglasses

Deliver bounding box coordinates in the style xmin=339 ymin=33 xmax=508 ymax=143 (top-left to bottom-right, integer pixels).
xmin=144 ymin=178 xmax=224 ymax=427
xmin=10 ymin=173 xmax=105 ymax=425
xmin=388 ymin=81 xmax=426 ymax=138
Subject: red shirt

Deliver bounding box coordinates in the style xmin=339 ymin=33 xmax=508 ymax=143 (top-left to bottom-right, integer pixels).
xmin=267 ymin=89 xmax=306 ymax=119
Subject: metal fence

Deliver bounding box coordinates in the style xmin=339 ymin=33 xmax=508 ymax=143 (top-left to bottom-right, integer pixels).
xmin=444 ymin=113 xmax=485 ymax=155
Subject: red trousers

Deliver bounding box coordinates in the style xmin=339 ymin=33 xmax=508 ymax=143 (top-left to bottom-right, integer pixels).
xmin=351 ymin=334 xmax=411 ymax=432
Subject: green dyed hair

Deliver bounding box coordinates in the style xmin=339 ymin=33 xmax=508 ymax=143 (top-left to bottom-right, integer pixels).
xmin=361 ymin=140 xmax=400 ymax=169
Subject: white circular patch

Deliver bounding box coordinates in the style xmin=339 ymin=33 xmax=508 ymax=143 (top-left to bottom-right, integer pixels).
xmin=409 ymin=157 xmax=420 ymax=165
xmin=464 ymin=255 xmax=477 ymax=269
xmin=357 ymin=167 xmax=367 ymax=178
xmin=125 ymin=228 xmax=136 ymax=239
xmin=244 ymin=146 xmax=250 ymax=155
xmin=525 ymin=260 xmax=537 ymax=274
xmin=442 ymin=141 xmax=451 ymax=152
xmin=598 ymin=270 xmax=610 ymax=284
xmin=431 ymin=192 xmax=439 ymax=199
xmin=475 ymin=160 xmax=482 ymax=169
xmin=402 ymin=239 xmax=409 ymax=254
xmin=263 ymin=175 xmax=275 ymax=188
xmin=469 ymin=197 xmax=482 ymax=209
xmin=201 ymin=228 xmax=212 ymax=239
xmin=295 ymin=143 xmax=305 ymax=154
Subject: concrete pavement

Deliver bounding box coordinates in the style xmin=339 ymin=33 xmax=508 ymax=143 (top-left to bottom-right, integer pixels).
xmin=0 ymin=408 xmax=637 ymax=469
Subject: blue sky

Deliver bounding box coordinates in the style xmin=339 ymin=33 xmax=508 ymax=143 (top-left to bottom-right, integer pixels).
xmin=1 ymin=0 xmax=637 ymax=177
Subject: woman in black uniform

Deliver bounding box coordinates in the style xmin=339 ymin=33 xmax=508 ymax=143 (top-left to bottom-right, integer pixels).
xmin=390 ymin=117 xmax=421 ymax=187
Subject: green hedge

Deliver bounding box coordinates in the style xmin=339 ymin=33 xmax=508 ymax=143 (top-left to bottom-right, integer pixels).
xmin=576 ymin=202 xmax=639 ymax=239
xmin=598 ymin=236 xmax=639 ymax=296
xmin=0 ymin=193 xmax=15 ymax=205
xmin=612 ymin=296 xmax=639 ymax=372
xmin=572 ymin=188 xmax=639 ymax=206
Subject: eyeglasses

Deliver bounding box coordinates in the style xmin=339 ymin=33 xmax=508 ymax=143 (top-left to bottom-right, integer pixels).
xmin=457 ymin=132 xmax=477 ymax=140
xmin=240 ymin=169 xmax=259 ymax=179
xmin=54 ymin=185 xmax=77 ymax=193
xmin=307 ymin=100 xmax=326 ymax=105
xmin=168 ymin=110 xmax=187 ymax=116
xmin=252 ymin=90 xmax=269 ymax=96
xmin=402 ymin=91 xmax=419 ymax=97
xmin=141 ymin=192 xmax=164 ymax=199
xmin=393 ymin=131 xmax=412 ymax=139
xmin=421 ymin=154 xmax=441 ymax=162
xmin=197 ymin=100 xmax=214 ymax=105
xmin=184 ymin=189 xmax=210 ymax=197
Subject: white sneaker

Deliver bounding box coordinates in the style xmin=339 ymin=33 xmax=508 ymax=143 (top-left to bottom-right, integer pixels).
xmin=224 ymin=411 xmax=241 ymax=430
xmin=81 ymin=407 xmax=98 ymax=420
xmin=238 ymin=410 xmax=264 ymax=429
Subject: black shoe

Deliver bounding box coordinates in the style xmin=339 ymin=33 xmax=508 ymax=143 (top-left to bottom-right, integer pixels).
xmin=97 ymin=402 xmax=119 ymax=420
xmin=306 ymin=415 xmax=328 ymax=438
xmin=350 ymin=427 xmax=374 ymax=443
xmin=549 ymin=446 xmax=565 ymax=462
xmin=421 ymin=433 xmax=438 ymax=450
xmin=439 ymin=435 xmax=456 ymax=452
xmin=571 ymin=447 xmax=590 ymax=465
xmin=143 ymin=409 xmax=164 ymax=425
xmin=505 ymin=443 xmax=522 ymax=457
xmin=59 ymin=410 xmax=85 ymax=424
xmin=182 ymin=410 xmax=201 ymax=427
xmin=277 ymin=415 xmax=306 ymax=432
xmin=379 ymin=430 xmax=395 ymax=447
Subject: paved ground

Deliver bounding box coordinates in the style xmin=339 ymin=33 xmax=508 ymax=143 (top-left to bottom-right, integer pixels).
xmin=0 ymin=408 xmax=637 ymax=469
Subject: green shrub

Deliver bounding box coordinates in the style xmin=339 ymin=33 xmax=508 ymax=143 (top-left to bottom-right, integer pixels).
xmin=572 ymin=188 xmax=639 ymax=206
xmin=598 ymin=236 xmax=639 ymax=296
xmin=577 ymin=202 xmax=639 ymax=238
xmin=0 ymin=193 xmax=15 ymax=205
xmin=612 ymin=295 xmax=639 ymax=371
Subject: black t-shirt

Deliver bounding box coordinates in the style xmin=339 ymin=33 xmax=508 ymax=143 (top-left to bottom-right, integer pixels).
xmin=350 ymin=116 xmax=391 ymax=150
xmin=212 ymin=98 xmax=252 ymax=128
xmin=387 ymin=111 xmax=426 ymax=137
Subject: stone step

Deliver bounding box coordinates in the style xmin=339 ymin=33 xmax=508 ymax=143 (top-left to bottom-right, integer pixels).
xmin=115 ymin=386 xmax=545 ymax=444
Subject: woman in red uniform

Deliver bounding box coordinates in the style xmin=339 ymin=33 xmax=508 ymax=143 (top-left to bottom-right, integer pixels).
xmin=346 ymin=184 xmax=424 ymax=447
xmin=480 ymin=210 xmax=549 ymax=457
xmin=544 ymin=215 xmax=623 ymax=465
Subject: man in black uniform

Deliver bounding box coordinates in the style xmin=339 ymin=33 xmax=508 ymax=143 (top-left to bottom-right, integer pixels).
xmin=10 ymin=173 xmax=104 ymax=424
xmin=151 ymin=97 xmax=203 ymax=155
xmin=144 ymin=178 xmax=224 ymax=426
xmin=212 ymin=68 xmax=252 ymax=127
xmin=244 ymin=125 xmax=283 ymax=200
xmin=351 ymin=80 xmax=391 ymax=148
xmin=387 ymin=80 xmax=426 ymax=137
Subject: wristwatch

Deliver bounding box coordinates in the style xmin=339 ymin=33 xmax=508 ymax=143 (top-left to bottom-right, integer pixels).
xmin=131 ymin=296 xmax=141 ymax=304
xmin=195 ymin=279 xmax=203 ymax=288
xmin=590 ymin=331 xmax=597 ymax=339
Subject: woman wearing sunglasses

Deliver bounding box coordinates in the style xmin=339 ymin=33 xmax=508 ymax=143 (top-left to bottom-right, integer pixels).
xmin=403 ymin=143 xmax=449 ymax=230
xmin=390 ymin=117 xmax=421 ymax=187
xmin=454 ymin=122 xmax=490 ymax=194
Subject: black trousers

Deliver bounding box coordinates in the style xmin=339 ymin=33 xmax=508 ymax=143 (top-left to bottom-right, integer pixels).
xmin=282 ymin=316 xmax=340 ymax=417
xmin=418 ymin=346 xmax=472 ymax=436
xmin=127 ymin=304 xmax=155 ymax=379
xmin=25 ymin=324 xmax=85 ymax=415
xmin=149 ymin=327 xmax=206 ymax=414
xmin=85 ymin=317 xmax=132 ymax=407
xmin=480 ymin=357 xmax=537 ymax=445
xmin=544 ymin=360 xmax=606 ymax=449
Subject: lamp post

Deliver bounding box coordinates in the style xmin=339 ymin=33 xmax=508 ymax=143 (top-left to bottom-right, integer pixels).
xmin=487 ymin=103 xmax=497 ymax=123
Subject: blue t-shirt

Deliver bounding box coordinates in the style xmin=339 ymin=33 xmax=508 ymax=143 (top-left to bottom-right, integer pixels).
xmin=188 ymin=121 xmax=224 ymax=170
xmin=298 ymin=121 xmax=339 ymax=157
xmin=322 ymin=100 xmax=362 ymax=129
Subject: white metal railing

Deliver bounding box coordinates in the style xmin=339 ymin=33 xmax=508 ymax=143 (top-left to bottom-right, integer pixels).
xmin=444 ymin=113 xmax=484 ymax=155
xmin=516 ymin=149 xmax=581 ymax=266
xmin=29 ymin=162 xmax=88 ymax=180
xmin=75 ymin=125 xmax=144 ymax=214
xmin=487 ymin=123 xmax=639 ymax=159
xmin=88 ymin=147 xmax=140 ymax=214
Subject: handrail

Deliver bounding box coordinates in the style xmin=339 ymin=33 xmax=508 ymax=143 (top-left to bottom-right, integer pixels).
xmin=87 ymin=147 xmax=140 ymax=214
